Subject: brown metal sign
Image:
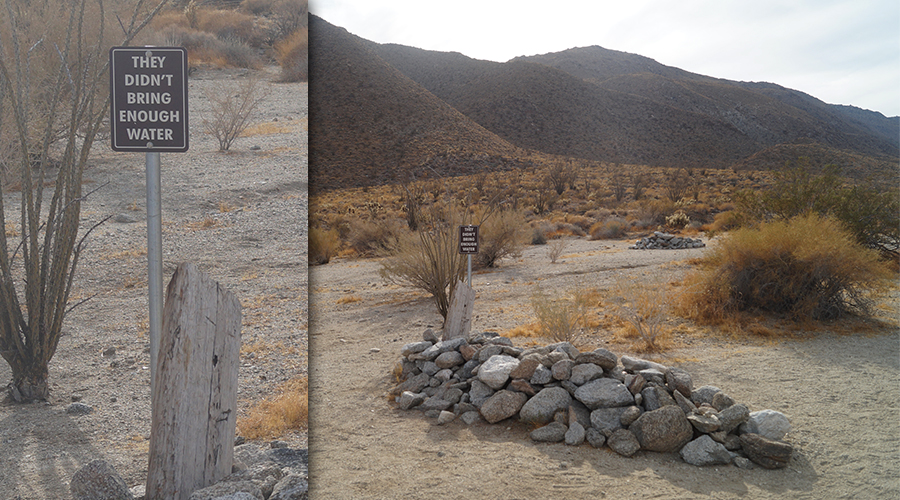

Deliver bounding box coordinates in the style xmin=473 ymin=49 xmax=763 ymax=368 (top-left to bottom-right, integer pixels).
xmin=110 ymin=47 xmax=189 ymax=152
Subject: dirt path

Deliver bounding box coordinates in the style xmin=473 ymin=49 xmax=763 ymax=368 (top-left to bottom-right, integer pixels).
xmin=308 ymin=239 xmax=899 ymax=499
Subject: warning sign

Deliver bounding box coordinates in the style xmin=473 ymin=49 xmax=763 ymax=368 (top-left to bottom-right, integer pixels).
xmin=459 ymin=225 xmax=479 ymax=254
xmin=110 ymin=47 xmax=189 ymax=152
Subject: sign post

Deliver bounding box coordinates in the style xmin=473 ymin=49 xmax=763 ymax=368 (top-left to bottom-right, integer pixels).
xmin=110 ymin=46 xmax=188 ymax=396
xmin=459 ymin=225 xmax=479 ymax=287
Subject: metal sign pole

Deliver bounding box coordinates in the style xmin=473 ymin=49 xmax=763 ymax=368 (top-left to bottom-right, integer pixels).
xmin=467 ymin=254 xmax=472 ymax=287
xmin=146 ymin=151 xmax=163 ymax=395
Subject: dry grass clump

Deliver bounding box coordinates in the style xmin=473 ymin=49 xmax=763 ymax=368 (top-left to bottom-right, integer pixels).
xmin=275 ymin=27 xmax=308 ymax=82
xmin=589 ymin=217 xmax=628 ymax=240
xmin=238 ymin=376 xmax=308 ymax=440
xmin=309 ymin=226 xmax=340 ymax=265
xmin=678 ymin=214 xmax=890 ymax=323
xmin=530 ymin=285 xmax=595 ymax=343
xmin=610 ymin=277 xmax=672 ymax=352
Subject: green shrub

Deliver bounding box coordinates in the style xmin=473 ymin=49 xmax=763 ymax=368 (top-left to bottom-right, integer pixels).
xmin=680 ymin=214 xmax=889 ymax=322
xmin=734 ymin=159 xmax=899 ymax=258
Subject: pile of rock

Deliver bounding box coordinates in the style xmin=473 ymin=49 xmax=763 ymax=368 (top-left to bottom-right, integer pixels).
xmin=392 ymin=329 xmax=793 ymax=469
xmin=630 ymin=231 xmax=705 ymax=250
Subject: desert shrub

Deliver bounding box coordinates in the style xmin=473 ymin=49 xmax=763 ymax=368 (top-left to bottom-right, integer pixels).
xmin=734 ymin=159 xmax=899 ymax=258
xmin=635 ymin=198 xmax=675 ymax=226
xmin=309 ymin=226 xmax=340 ymax=265
xmin=346 ymin=218 xmax=401 ymax=256
xmin=531 ymin=227 xmax=547 ymax=245
xmin=203 ymin=77 xmax=267 ymax=151
xmin=664 ymin=168 xmax=694 ymax=202
xmin=589 ymin=217 xmax=628 ymax=240
xmin=611 ymin=277 xmax=671 ymax=352
xmin=275 ymin=28 xmax=308 ymax=82
xmin=665 ymin=210 xmax=690 ymax=229
xmin=679 ymin=214 xmax=889 ymax=322
xmin=151 ymin=24 xmax=260 ymax=68
xmin=703 ymin=210 xmax=743 ymax=235
xmin=241 ymin=0 xmax=278 ymax=15
xmin=475 ymin=208 xmax=528 ymax=268
xmin=195 ymin=8 xmax=259 ymax=44
xmin=531 ymin=285 xmax=592 ymax=343
xmin=548 ymin=238 xmax=567 ymax=263
xmin=380 ymin=198 xmax=474 ymax=321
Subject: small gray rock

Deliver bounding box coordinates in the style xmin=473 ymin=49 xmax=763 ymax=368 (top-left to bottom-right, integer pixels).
xmin=530 ymin=422 xmax=568 ymax=442
xmin=586 ymin=428 xmax=607 ymax=448
xmin=565 ymin=421 xmax=586 ymax=445
xmin=480 ymin=390 xmax=528 ymax=424
xmin=66 ymin=402 xmax=94 ymax=416
xmin=680 ymin=435 xmax=733 ymax=466
xmin=70 ymin=460 xmax=133 ymax=500
xmin=519 ymin=387 xmax=572 ymax=425
xmin=477 ymin=355 xmax=519 ymax=390
xmin=739 ymin=409 xmax=791 ymax=441
xmin=530 ymin=363 xmax=553 ymax=385
xmin=437 ymin=410 xmax=456 ymax=425
xmin=607 ymin=429 xmax=641 ymax=457
xmin=574 ymin=378 xmax=634 ymax=410
xmin=398 ymin=391 xmax=426 ymax=410
xmin=268 ymin=474 xmax=308 ymax=500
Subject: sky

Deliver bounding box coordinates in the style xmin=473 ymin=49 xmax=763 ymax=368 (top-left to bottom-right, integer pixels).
xmin=310 ymin=0 xmax=900 ymax=117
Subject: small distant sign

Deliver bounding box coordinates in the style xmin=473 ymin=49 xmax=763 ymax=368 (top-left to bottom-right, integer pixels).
xmin=110 ymin=47 xmax=189 ymax=152
xmin=459 ymin=225 xmax=479 ymax=254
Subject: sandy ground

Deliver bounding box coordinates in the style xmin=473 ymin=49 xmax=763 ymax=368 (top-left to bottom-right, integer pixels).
xmin=308 ymin=238 xmax=899 ymax=499
xmin=0 ymin=66 xmax=308 ymax=498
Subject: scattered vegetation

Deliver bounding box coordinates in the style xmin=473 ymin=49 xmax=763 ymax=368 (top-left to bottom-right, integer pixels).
xmin=144 ymin=0 xmax=308 ymax=79
xmin=238 ymin=375 xmax=309 ymax=440
xmin=611 ymin=277 xmax=672 ymax=352
xmin=734 ymin=159 xmax=899 ymax=259
xmin=677 ymin=214 xmax=890 ymax=323
xmin=530 ymin=285 xmax=594 ymax=344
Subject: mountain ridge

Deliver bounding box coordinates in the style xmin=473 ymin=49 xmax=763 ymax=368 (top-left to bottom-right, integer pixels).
xmin=311 ymin=16 xmax=898 ymax=189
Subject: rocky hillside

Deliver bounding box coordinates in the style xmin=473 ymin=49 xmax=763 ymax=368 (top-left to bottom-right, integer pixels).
xmin=312 ymin=17 xmax=899 ymax=189
xmin=308 ymin=15 xmax=530 ymax=191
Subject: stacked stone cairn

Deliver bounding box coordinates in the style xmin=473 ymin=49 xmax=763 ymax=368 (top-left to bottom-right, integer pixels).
xmin=392 ymin=329 xmax=793 ymax=469
xmin=630 ymin=231 xmax=705 ymax=250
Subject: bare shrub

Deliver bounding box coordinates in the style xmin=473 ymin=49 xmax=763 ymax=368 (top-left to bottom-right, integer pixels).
xmin=678 ymin=214 xmax=889 ymax=322
xmin=380 ymin=200 xmax=473 ymax=322
xmin=195 ymin=8 xmax=260 ymax=44
xmin=547 ymin=161 xmax=574 ymax=195
xmin=611 ymin=172 xmax=627 ymax=202
xmin=611 ymin=277 xmax=670 ymax=352
xmin=203 ymin=77 xmax=267 ymax=151
xmin=632 ymin=171 xmax=649 ymax=201
xmin=531 ymin=285 xmax=592 ymax=343
xmin=548 ymin=238 xmax=567 ymax=263
xmin=665 ymin=168 xmax=693 ymax=202
xmin=475 ymin=208 xmax=528 ymax=268
xmin=346 ymin=218 xmax=401 ymax=256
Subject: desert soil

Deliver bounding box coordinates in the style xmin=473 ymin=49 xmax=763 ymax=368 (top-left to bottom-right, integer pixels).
xmin=0 ymin=66 xmax=308 ymax=498
xmin=309 ymin=237 xmax=899 ymax=499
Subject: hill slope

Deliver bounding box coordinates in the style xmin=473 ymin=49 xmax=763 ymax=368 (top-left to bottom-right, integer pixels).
xmin=373 ymin=43 xmax=898 ymax=174
xmin=308 ymin=16 xmax=528 ymax=190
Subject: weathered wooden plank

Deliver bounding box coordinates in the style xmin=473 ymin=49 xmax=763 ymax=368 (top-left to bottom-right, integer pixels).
xmin=146 ymin=263 xmax=242 ymax=500
xmin=443 ymin=279 xmax=475 ymax=341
